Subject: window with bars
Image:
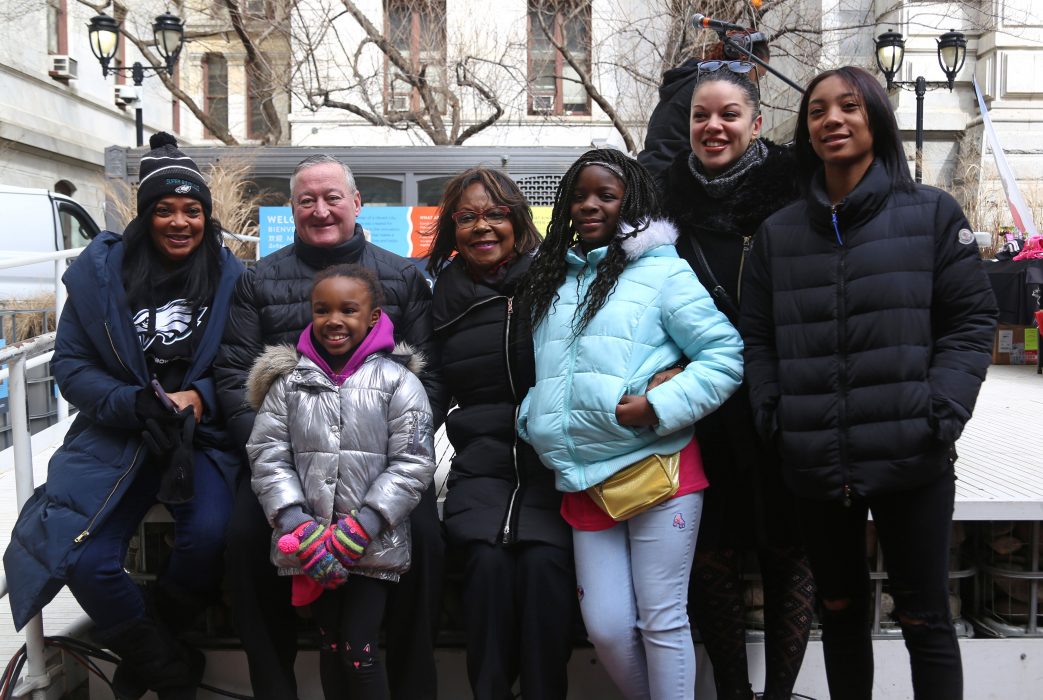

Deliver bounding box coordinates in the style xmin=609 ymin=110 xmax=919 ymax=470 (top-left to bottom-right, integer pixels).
xmin=384 ymin=0 xmax=447 ymax=114
xmin=203 ymin=53 xmax=228 ymax=138
xmin=527 ymin=1 xmax=591 ymax=116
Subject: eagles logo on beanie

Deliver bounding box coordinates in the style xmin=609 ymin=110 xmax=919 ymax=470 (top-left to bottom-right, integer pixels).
xmin=136 ymin=132 xmax=213 ymax=218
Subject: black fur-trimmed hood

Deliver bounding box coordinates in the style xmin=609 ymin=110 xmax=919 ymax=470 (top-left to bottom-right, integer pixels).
xmin=664 ymin=140 xmax=800 ymax=240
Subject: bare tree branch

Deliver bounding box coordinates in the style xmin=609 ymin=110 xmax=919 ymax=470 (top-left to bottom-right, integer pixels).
xmin=533 ymin=1 xmax=637 ymax=152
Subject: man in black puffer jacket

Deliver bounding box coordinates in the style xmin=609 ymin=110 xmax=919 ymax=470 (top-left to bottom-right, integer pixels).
xmin=215 ymin=154 xmax=445 ymax=700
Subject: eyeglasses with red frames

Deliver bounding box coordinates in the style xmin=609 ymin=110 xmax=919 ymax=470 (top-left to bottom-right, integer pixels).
xmin=451 ymin=206 xmax=511 ymax=229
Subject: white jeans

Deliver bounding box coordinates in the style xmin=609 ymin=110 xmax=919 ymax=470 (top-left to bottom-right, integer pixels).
xmin=573 ymin=492 xmax=702 ymax=700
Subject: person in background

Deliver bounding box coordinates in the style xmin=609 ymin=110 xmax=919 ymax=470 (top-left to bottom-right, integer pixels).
xmin=741 ymin=66 xmax=998 ymax=700
xmin=5 ymin=133 xmax=244 ymax=700
xmin=215 ymin=154 xmax=445 ymax=700
xmin=426 ymin=167 xmax=576 ymax=699
xmin=518 ymin=148 xmax=744 ymax=700
xmin=659 ymin=63 xmax=815 ymax=700
xmin=247 ymin=264 xmax=436 ymax=700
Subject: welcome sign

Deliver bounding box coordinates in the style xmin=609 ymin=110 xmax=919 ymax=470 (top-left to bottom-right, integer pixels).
xmin=258 ymin=206 xmax=439 ymax=259
xmin=259 ymin=205 xmax=554 ymax=261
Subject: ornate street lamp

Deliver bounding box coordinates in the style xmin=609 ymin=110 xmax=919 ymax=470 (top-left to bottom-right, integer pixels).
xmin=87 ymin=11 xmax=186 ymax=147
xmin=874 ymin=28 xmax=968 ymax=183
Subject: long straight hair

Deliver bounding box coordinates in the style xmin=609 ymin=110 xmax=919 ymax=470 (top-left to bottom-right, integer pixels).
xmin=121 ymin=203 xmax=223 ymax=312
xmin=793 ymin=65 xmax=915 ymax=193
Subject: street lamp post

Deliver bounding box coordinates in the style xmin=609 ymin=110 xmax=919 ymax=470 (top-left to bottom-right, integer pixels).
xmin=88 ymin=11 xmax=185 ymax=147
xmin=875 ymin=28 xmax=967 ymax=183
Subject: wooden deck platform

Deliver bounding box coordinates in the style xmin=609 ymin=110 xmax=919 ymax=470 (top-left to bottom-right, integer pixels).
xmin=953 ymin=364 xmax=1043 ymax=520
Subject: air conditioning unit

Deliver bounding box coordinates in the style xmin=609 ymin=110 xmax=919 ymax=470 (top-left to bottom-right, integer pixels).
xmin=531 ymin=94 xmax=554 ymax=113
xmin=114 ymin=84 xmax=139 ymax=105
xmin=49 ymin=55 xmax=78 ymax=82
xmin=390 ymin=93 xmax=410 ymax=112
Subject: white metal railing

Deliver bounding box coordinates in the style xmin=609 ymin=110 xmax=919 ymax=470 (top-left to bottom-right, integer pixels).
xmin=0 ymin=333 xmax=58 ymax=698
xmin=0 ymin=248 xmax=82 ymax=422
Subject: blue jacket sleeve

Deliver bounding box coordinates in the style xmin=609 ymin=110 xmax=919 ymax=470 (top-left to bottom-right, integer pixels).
xmin=51 ymin=301 xmax=142 ymax=429
xmin=189 ymin=376 xmax=219 ymax=423
xmin=646 ymin=262 xmax=744 ymax=435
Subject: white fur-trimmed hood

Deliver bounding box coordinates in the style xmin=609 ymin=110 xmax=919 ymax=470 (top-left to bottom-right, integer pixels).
xmin=245 ymin=341 xmax=426 ymax=410
xmin=618 ymin=218 xmax=679 ymax=260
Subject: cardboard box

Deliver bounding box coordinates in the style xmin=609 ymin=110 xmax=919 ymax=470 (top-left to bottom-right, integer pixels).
xmin=992 ymin=324 xmax=1040 ymax=365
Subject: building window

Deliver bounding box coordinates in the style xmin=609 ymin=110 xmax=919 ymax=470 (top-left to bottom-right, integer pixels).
xmin=384 ymin=0 xmax=447 ymax=114
xmin=247 ymin=59 xmax=274 ymax=140
xmin=46 ymin=0 xmax=67 ymax=55
xmin=527 ymin=0 xmax=591 ymax=116
xmin=244 ymin=0 xmax=273 ymax=18
xmin=203 ymin=53 xmax=228 ymax=138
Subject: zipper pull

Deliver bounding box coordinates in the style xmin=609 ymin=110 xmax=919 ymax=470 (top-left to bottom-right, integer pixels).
xmin=831 ymin=206 xmax=843 ymax=247
xmin=507 ymin=297 xmax=513 ymax=316
xmin=742 ymin=235 xmax=753 ymax=253
xmin=502 ymin=524 xmax=511 ymax=544
xmin=74 ymin=530 xmax=90 ymax=543
xmin=842 ymin=484 xmax=852 ymax=508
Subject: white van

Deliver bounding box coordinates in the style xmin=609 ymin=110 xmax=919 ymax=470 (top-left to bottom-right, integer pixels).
xmin=0 ymin=186 xmax=101 ymax=300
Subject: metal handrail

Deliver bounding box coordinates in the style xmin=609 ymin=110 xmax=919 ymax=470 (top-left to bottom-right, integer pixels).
xmin=0 ymin=247 xmax=82 ymax=422
xmin=0 ymin=335 xmax=56 ymax=697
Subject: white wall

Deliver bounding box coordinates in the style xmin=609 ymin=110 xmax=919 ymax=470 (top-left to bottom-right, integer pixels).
xmin=0 ymin=0 xmax=177 ymax=222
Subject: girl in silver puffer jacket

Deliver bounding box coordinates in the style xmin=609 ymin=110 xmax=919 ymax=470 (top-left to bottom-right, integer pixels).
xmin=245 ymin=264 xmax=435 ymax=700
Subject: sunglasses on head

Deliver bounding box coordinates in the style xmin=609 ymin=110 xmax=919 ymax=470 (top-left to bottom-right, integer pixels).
xmin=697 ymin=60 xmax=755 ymax=75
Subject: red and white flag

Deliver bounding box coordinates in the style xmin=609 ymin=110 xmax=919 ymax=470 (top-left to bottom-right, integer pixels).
xmin=973 ymin=77 xmax=1039 ymax=237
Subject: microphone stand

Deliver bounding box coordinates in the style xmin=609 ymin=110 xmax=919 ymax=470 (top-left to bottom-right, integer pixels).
xmin=717 ymin=31 xmax=805 ymax=94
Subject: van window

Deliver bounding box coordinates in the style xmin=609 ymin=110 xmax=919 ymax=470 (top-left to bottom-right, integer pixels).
xmin=417 ymin=176 xmax=451 ymax=206
xmin=57 ymin=203 xmax=99 ymax=250
xmin=356 ymin=176 xmax=403 ymax=206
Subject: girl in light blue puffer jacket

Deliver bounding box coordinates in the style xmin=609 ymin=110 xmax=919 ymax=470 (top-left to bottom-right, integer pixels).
xmin=517 ymin=149 xmax=743 ymax=700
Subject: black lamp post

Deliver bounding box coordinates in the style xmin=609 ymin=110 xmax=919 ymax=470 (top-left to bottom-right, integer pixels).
xmin=88 ymin=11 xmax=185 ymax=147
xmin=875 ymin=28 xmax=967 ymax=183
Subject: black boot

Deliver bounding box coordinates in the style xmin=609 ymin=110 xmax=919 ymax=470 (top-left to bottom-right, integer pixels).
xmin=94 ymin=616 xmax=204 ymax=700
xmin=154 ymin=580 xmax=211 ymax=640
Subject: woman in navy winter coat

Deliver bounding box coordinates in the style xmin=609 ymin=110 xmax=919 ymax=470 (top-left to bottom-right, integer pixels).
xmin=740 ymin=67 xmax=997 ymax=700
xmin=4 ymin=134 xmax=244 ymax=700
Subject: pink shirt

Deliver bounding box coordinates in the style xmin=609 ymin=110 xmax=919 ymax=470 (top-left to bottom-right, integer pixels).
xmin=561 ymin=437 xmax=708 ymax=531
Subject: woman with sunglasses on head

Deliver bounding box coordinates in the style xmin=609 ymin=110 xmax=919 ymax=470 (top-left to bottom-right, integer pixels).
xmin=658 ymin=62 xmax=815 ymax=700
xmin=426 ymin=168 xmax=576 ymax=699
xmin=639 ymin=29 xmax=770 ymax=182
xmin=740 ymin=66 xmax=997 ymax=700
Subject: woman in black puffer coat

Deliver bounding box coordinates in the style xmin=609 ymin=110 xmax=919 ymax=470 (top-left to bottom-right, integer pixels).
xmin=427 ymin=168 xmax=575 ymax=700
xmin=741 ymin=66 xmax=997 ymax=700
xmin=660 ymin=67 xmax=815 ymax=700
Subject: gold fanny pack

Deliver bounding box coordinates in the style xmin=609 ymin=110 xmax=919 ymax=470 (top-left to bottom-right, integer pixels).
xmin=586 ymin=452 xmax=681 ymax=522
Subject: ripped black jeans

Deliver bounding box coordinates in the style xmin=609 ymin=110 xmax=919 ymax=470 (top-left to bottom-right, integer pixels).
xmin=796 ymin=472 xmax=962 ymax=700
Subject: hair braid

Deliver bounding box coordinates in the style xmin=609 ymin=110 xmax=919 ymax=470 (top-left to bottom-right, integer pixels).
xmin=524 ymin=148 xmax=661 ymax=337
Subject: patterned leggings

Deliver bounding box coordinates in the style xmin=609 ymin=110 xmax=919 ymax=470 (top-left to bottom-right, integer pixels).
xmin=689 ymin=546 xmax=815 ymax=700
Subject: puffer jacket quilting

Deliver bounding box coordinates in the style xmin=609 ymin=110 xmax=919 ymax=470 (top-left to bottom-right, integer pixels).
xmin=517 ymin=219 xmax=744 ymax=492
xmin=215 ymin=227 xmax=445 ymax=451
xmin=740 ymin=160 xmax=998 ymax=500
xmin=246 ymin=344 xmax=435 ymax=581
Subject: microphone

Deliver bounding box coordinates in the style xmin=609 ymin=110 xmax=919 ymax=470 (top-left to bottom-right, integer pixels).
xmin=691 ymin=13 xmax=746 ymax=32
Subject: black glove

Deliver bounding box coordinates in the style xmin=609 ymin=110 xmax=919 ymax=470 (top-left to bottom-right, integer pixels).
xmin=135 ymin=388 xmax=180 ymax=426
xmin=157 ymin=406 xmax=196 ymax=505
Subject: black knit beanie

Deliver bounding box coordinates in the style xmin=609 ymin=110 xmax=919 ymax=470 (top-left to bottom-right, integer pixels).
xmin=136 ymin=132 xmax=213 ymax=218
